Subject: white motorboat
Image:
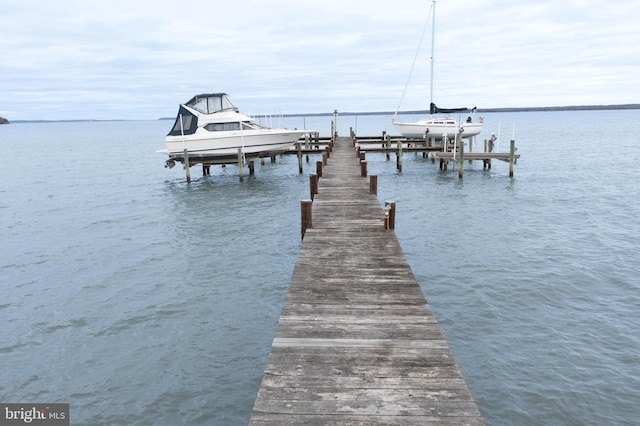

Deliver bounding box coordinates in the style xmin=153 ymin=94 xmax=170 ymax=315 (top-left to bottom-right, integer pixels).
xmin=158 ymin=93 xmax=309 ymax=164
xmin=392 ymin=0 xmax=483 ymax=140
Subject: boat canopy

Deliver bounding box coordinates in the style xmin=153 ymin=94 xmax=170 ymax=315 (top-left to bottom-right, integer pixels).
xmin=186 ymin=93 xmax=237 ymax=114
xmin=167 ymin=105 xmax=198 ymax=136
xmin=430 ymin=102 xmax=474 ymax=114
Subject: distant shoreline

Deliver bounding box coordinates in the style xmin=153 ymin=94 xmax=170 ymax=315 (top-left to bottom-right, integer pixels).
xmin=6 ymin=104 xmax=639 ymax=123
xmin=283 ymin=104 xmax=640 ymax=117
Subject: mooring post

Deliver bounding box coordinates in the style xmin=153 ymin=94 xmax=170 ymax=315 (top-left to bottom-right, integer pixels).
xmin=310 ymin=173 xmax=318 ymax=200
xmin=331 ymin=120 xmax=335 ymax=144
xmin=370 ymin=174 xmax=378 ymax=195
xmin=305 ymin=133 xmax=310 ymax=163
xmin=183 ymin=149 xmax=191 ymax=183
xmin=301 ymin=199 xmax=312 ymax=240
xmin=509 ymin=139 xmax=516 ymax=177
xmin=237 ymin=148 xmax=244 ymax=182
xmin=316 ymin=160 xmax=323 ymax=178
xmin=385 ymin=134 xmax=391 ymax=160
xmin=249 ymin=160 xmax=255 ymax=176
xmin=384 ymin=200 xmax=396 ymax=230
xmin=459 ymin=135 xmax=464 ymax=179
xmin=322 ymin=151 xmax=328 ymax=167
xmin=397 ymin=138 xmax=403 ymax=171
xmin=360 ymin=160 xmax=367 ymax=177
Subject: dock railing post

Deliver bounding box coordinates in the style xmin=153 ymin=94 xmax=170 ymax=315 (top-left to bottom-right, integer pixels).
xmin=310 ymin=173 xmax=318 ymax=200
xmin=384 ymin=200 xmax=396 ymax=230
xmin=301 ymin=199 xmax=312 ymax=240
xmin=370 ymin=175 xmax=378 ymax=195
xmin=360 ymin=160 xmax=367 ymax=177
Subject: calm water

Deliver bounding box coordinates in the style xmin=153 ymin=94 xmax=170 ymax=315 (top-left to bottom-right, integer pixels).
xmin=1 ymin=110 xmax=639 ymax=425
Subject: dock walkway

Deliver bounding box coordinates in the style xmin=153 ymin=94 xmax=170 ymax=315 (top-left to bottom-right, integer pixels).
xmin=249 ymin=137 xmax=484 ymax=425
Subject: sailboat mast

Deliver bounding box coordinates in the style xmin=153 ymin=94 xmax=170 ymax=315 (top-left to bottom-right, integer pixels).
xmin=430 ymin=0 xmax=436 ymax=110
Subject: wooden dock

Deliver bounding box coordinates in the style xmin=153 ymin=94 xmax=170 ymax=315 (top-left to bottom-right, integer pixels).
xmin=249 ymin=136 xmax=484 ymax=425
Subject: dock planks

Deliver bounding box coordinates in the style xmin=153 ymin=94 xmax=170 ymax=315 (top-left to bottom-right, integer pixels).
xmin=249 ymin=137 xmax=484 ymax=425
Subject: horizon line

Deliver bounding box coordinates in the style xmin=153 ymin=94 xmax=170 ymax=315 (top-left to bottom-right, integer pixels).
xmin=2 ymin=103 xmax=638 ymax=123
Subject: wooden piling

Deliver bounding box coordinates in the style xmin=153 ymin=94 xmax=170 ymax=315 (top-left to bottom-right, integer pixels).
xmin=385 ymin=134 xmax=391 ymax=160
xmin=370 ymin=174 xmax=378 ymax=195
xmin=360 ymin=160 xmax=367 ymax=177
xmin=310 ymin=173 xmax=318 ymax=200
xmin=509 ymin=139 xmax=515 ymax=177
xmin=297 ymin=142 xmax=303 ymax=173
xmin=249 ymin=160 xmax=255 ymax=176
xmin=300 ymin=199 xmax=312 ymax=240
xmin=384 ymin=200 xmax=396 ymax=230
xmin=316 ymin=160 xmax=323 ymax=178
xmin=397 ymin=138 xmax=403 ymax=171
xmin=183 ymin=149 xmax=191 ymax=183
xmin=237 ymin=148 xmax=244 ymax=182
xmin=458 ymin=134 xmax=464 ymax=179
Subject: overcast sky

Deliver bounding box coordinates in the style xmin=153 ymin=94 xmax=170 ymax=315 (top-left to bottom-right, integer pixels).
xmin=1 ymin=0 xmax=638 ymax=120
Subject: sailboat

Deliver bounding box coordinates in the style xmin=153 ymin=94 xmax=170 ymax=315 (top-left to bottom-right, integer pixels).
xmin=392 ymin=0 xmax=483 ymax=140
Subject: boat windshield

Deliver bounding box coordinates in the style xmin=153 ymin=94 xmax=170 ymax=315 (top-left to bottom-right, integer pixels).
xmin=186 ymin=94 xmax=236 ymax=114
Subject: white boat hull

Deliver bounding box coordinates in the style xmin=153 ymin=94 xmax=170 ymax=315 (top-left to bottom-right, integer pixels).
xmin=164 ymin=129 xmax=308 ymax=163
xmin=393 ymin=120 xmax=483 ymax=140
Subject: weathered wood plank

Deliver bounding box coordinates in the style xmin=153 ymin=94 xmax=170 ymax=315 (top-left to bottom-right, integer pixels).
xmin=249 ymin=137 xmax=484 ymax=425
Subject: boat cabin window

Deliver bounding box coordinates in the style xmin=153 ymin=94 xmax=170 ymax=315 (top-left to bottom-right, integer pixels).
xmin=204 ymin=122 xmax=256 ymax=132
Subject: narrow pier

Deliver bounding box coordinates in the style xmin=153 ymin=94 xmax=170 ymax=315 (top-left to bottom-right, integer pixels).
xmin=249 ymin=137 xmax=484 ymax=425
